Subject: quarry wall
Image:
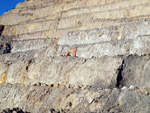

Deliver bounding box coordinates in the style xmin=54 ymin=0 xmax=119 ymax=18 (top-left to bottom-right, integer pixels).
xmin=0 ymin=0 xmax=150 ymax=112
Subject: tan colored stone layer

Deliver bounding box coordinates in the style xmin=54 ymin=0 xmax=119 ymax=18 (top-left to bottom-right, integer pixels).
xmin=0 ymin=63 xmax=8 ymax=84
xmin=0 ymin=56 xmax=122 ymax=88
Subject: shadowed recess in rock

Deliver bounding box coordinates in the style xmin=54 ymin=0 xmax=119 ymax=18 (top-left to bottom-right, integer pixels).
xmin=0 ymin=36 xmax=11 ymax=54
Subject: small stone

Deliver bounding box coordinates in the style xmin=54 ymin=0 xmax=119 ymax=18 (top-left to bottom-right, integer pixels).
xmin=113 ymin=88 xmax=118 ymax=91
xmin=36 ymin=82 xmax=41 ymax=86
xmin=12 ymin=111 xmax=17 ymax=113
xmin=59 ymin=83 xmax=65 ymax=87
xmin=53 ymin=83 xmax=59 ymax=87
xmin=74 ymin=85 xmax=79 ymax=89
xmin=105 ymin=89 xmax=111 ymax=93
xmin=81 ymin=86 xmax=86 ymax=90
xmin=129 ymin=85 xmax=136 ymax=90
xmin=121 ymin=86 xmax=127 ymax=90
xmin=29 ymin=87 xmax=34 ymax=91
xmin=41 ymin=83 xmax=48 ymax=86
xmin=65 ymin=84 xmax=70 ymax=88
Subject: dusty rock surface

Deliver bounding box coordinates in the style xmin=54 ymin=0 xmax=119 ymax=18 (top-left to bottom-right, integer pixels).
xmin=0 ymin=55 xmax=122 ymax=88
xmin=0 ymin=36 xmax=11 ymax=55
xmin=1 ymin=84 xmax=150 ymax=113
xmin=1 ymin=0 xmax=150 ymax=112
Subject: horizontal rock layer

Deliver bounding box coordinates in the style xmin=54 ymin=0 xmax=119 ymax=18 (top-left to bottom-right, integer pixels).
xmin=1 ymin=0 xmax=150 ymax=112
xmin=0 ymin=54 xmax=122 ymax=88
xmin=0 ymin=84 xmax=150 ymax=113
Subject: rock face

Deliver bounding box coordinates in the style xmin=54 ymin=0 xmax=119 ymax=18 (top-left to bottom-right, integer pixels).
xmin=0 ymin=0 xmax=150 ymax=112
xmin=1 ymin=84 xmax=150 ymax=113
xmin=0 ymin=36 xmax=11 ymax=55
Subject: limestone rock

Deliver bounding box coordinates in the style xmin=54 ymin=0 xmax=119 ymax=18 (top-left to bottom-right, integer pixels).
xmin=0 ymin=36 xmax=11 ymax=54
xmin=1 ymin=0 xmax=150 ymax=112
xmin=119 ymin=55 xmax=150 ymax=87
xmin=0 ymin=55 xmax=122 ymax=88
xmin=0 ymin=63 xmax=8 ymax=84
xmin=0 ymin=84 xmax=150 ymax=113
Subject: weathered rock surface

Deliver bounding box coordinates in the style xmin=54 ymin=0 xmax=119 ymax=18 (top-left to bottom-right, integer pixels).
xmin=0 ymin=84 xmax=150 ymax=113
xmin=1 ymin=0 xmax=150 ymax=112
xmin=120 ymin=55 xmax=150 ymax=87
xmin=0 ymin=25 xmax=4 ymax=35
xmin=0 ymin=55 xmax=122 ymax=88
xmin=0 ymin=36 xmax=11 ymax=55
